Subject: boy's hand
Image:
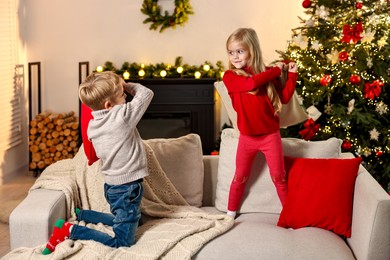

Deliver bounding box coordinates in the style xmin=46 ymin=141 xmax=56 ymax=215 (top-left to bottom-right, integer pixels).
xmin=124 ymin=82 xmax=138 ymax=95
xmin=288 ymin=62 xmax=298 ymax=73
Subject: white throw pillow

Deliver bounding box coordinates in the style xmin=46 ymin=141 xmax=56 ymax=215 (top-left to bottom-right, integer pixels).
xmin=215 ymin=128 xmax=342 ymax=214
xmin=144 ymin=134 xmax=204 ymax=207
xmin=214 ymin=81 xmax=238 ymax=129
xmin=214 ymin=81 xmax=308 ymax=129
xmin=282 ymin=137 xmax=342 ymax=158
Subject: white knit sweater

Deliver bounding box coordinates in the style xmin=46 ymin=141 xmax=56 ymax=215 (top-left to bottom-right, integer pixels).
xmin=88 ymin=83 xmax=154 ymax=185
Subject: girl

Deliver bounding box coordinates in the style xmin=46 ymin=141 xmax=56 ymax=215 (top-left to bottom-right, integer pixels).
xmin=223 ymin=28 xmax=298 ymax=218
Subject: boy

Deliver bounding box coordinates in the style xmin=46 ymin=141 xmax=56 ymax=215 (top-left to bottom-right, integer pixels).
xmin=43 ymin=71 xmax=154 ymax=254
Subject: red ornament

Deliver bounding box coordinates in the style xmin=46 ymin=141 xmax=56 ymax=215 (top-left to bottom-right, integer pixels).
xmin=376 ymin=150 xmax=383 ymax=157
xmin=364 ymin=80 xmax=383 ymax=100
xmin=349 ymin=74 xmax=361 ymax=85
xmin=355 ymin=2 xmax=363 ymax=9
xmin=342 ymin=140 xmax=352 ymax=151
xmin=338 ymin=51 xmax=349 ymax=61
xmin=299 ymin=118 xmax=320 ymax=141
xmin=340 ymin=22 xmax=364 ymax=44
xmin=302 ymin=0 xmax=311 ymax=8
xmin=320 ymin=74 xmax=332 ymax=86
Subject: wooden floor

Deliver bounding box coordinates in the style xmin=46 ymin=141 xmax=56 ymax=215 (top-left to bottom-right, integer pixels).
xmin=0 ymin=172 xmax=37 ymax=258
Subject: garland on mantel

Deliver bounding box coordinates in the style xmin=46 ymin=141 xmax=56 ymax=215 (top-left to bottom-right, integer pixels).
xmin=141 ymin=0 xmax=194 ymax=32
xmin=96 ymin=57 xmax=224 ymax=80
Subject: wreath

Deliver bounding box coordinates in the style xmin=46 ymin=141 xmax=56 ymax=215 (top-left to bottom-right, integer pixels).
xmin=141 ymin=0 xmax=194 ymax=33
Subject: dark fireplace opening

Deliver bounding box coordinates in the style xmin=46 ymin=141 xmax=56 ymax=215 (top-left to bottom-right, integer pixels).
xmin=137 ymin=112 xmax=191 ymax=140
xmin=127 ymin=78 xmax=216 ymax=154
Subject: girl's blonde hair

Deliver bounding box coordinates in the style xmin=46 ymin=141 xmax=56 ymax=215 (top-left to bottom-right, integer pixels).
xmin=79 ymin=71 xmax=123 ymax=111
xmin=226 ymin=28 xmax=282 ymax=114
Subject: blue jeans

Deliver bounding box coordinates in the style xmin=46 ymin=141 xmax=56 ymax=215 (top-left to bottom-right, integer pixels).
xmin=69 ymin=179 xmax=143 ymax=248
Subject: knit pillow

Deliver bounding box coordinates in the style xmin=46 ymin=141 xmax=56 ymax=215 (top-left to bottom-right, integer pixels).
xmin=144 ymin=134 xmax=204 ymax=207
xmin=215 ymin=128 xmax=343 ymax=214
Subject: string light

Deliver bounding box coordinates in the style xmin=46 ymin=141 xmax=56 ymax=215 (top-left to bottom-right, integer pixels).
xmin=123 ymin=71 xmax=130 ymax=80
xmin=138 ymin=69 xmax=145 ymax=77
xmin=160 ymin=70 xmax=167 ymax=78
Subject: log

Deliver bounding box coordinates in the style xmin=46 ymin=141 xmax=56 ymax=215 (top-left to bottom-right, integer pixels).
xmin=29 ymin=110 xmax=79 ymax=171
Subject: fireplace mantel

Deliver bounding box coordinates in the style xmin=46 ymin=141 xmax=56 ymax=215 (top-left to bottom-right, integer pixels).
xmin=128 ymin=78 xmax=216 ymax=154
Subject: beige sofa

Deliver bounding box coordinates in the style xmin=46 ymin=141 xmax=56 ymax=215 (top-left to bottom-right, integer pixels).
xmin=9 ymin=130 xmax=390 ymax=259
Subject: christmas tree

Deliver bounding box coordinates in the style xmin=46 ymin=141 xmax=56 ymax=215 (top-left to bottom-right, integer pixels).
xmin=278 ymin=0 xmax=389 ymax=191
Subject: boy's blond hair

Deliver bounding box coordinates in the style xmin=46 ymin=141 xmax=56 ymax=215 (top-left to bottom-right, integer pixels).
xmin=79 ymin=71 xmax=123 ymax=111
xmin=226 ymin=28 xmax=282 ymax=114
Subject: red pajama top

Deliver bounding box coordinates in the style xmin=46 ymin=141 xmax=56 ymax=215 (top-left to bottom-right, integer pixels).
xmin=222 ymin=67 xmax=298 ymax=136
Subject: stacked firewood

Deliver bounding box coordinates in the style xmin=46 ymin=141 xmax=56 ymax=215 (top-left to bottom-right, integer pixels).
xmin=29 ymin=111 xmax=79 ymax=171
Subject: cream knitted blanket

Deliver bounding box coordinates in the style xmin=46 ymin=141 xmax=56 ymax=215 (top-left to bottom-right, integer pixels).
xmin=4 ymin=144 xmax=234 ymax=259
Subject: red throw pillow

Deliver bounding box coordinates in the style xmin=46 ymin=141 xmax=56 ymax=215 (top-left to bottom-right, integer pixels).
xmin=80 ymin=103 xmax=99 ymax=165
xmin=277 ymin=156 xmax=362 ymax=238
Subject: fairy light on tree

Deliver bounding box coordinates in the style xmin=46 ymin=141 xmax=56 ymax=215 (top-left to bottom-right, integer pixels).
xmin=278 ymin=0 xmax=390 ymax=191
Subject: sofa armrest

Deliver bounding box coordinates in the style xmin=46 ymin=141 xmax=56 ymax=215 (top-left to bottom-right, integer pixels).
xmin=347 ymin=165 xmax=390 ymax=260
xmin=9 ymin=189 xmax=67 ymax=250
xmin=202 ymin=155 xmax=219 ymax=207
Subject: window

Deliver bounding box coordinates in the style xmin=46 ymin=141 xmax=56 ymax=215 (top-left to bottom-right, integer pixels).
xmin=0 ymin=0 xmax=23 ymax=150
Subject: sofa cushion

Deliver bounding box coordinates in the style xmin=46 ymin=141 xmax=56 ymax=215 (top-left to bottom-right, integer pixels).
xmin=194 ymin=212 xmax=355 ymax=259
xmin=144 ymin=134 xmax=204 ymax=207
xmin=277 ymin=156 xmax=362 ymax=238
xmin=214 ymin=81 xmax=308 ymax=129
xmin=215 ymin=128 xmax=343 ymax=214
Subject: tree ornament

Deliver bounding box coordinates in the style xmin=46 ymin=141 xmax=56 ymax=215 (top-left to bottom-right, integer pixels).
xmin=292 ymin=34 xmax=308 ymax=49
xmin=342 ymin=140 xmax=352 ymax=151
xmin=355 ymin=2 xmax=363 ymax=9
xmin=347 ymin=99 xmax=355 ymax=114
xmin=362 ymin=148 xmax=372 ymax=157
xmin=349 ymin=74 xmax=361 ymax=85
xmin=326 ymin=50 xmax=339 ymax=64
xmin=361 ymin=28 xmax=376 ymax=43
xmin=320 ymin=74 xmax=332 ymax=86
xmin=366 ymin=57 xmax=373 ymax=68
xmin=302 ymin=0 xmax=311 ymax=8
xmin=315 ymin=5 xmax=330 ymax=20
xmin=306 ymin=105 xmax=322 ymax=121
xmin=299 ymin=118 xmax=320 ymax=141
xmin=375 ymin=101 xmax=388 ymax=115
xmin=340 ymin=22 xmax=363 ymax=44
xmin=376 ymin=150 xmax=383 ymax=157
xmin=369 ymin=128 xmax=380 ymax=141
xmin=338 ymin=51 xmax=349 ymax=61
xmin=141 ymin=0 xmax=194 ymax=32
xmin=324 ymin=99 xmax=333 ymax=114
xmin=364 ymin=80 xmax=383 ymax=100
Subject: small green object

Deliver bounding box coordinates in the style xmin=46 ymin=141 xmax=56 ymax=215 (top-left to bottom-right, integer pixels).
xmin=54 ymin=219 xmax=65 ymax=228
xmin=42 ymin=247 xmax=52 ymax=255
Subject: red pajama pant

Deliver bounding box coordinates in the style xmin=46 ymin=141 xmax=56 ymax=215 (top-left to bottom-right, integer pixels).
xmin=228 ymin=131 xmax=287 ymax=211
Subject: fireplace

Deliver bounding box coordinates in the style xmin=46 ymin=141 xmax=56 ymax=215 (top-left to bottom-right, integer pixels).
xmin=129 ymin=78 xmax=216 ymax=155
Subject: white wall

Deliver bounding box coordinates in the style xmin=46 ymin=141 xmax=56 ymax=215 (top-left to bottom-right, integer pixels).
xmin=1 ymin=0 xmax=303 ymax=181
xmin=23 ymin=0 xmax=304 ymax=115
